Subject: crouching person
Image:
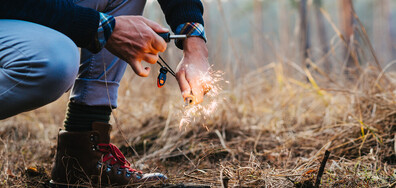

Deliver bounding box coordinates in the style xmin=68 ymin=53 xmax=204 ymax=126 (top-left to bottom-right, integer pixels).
xmin=0 ymin=0 xmax=209 ymax=186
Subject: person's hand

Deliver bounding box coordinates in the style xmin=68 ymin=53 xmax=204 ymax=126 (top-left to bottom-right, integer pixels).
xmin=105 ymin=16 xmax=168 ymax=77
xmin=176 ymin=37 xmax=210 ymax=104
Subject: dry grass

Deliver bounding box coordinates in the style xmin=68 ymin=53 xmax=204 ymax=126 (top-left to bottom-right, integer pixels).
xmin=1 ymin=1 xmax=396 ymax=187
xmin=0 ymin=63 xmax=395 ymax=187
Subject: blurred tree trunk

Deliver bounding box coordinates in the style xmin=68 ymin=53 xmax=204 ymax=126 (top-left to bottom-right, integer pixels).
xmin=313 ymin=0 xmax=331 ymax=73
xmin=278 ymin=1 xmax=291 ymax=59
xmin=253 ymin=0 xmax=264 ymax=64
xmin=299 ymin=0 xmax=310 ymax=68
xmin=339 ymin=0 xmax=359 ymax=75
xmin=373 ymin=0 xmax=392 ymax=66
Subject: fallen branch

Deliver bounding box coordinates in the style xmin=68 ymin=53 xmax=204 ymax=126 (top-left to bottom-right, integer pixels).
xmin=315 ymin=150 xmax=331 ymax=187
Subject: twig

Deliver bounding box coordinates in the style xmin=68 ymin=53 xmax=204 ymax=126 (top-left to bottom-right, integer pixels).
xmin=394 ymin=134 xmax=396 ymax=155
xmin=177 ymin=147 xmax=196 ymax=168
xmin=388 ymin=181 xmax=396 ymax=188
xmin=214 ymin=129 xmax=235 ymax=160
xmin=183 ymin=173 xmax=206 ymax=181
xmin=285 ymin=177 xmax=296 ymax=185
xmin=315 ymin=150 xmax=331 ymax=187
xmin=220 ymin=168 xmax=229 ymax=188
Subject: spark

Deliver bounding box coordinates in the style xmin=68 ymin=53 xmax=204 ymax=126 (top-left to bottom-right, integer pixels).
xmin=179 ymin=69 xmax=225 ymax=129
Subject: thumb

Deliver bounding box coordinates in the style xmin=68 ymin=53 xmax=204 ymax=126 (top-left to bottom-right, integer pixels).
xmin=142 ymin=17 xmax=169 ymax=33
xmin=176 ymin=71 xmax=192 ymax=99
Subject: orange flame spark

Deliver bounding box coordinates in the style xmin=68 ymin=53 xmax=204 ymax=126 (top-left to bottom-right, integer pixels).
xmin=179 ymin=70 xmax=225 ymax=129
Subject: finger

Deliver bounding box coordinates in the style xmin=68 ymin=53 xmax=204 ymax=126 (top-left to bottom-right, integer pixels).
xmin=141 ymin=18 xmax=168 ymax=52
xmin=176 ymin=71 xmax=192 ymax=99
xmin=142 ymin=17 xmax=169 ymax=33
xmin=149 ymin=36 xmax=167 ymax=53
xmin=142 ymin=53 xmax=159 ymax=64
xmin=130 ymin=59 xmax=150 ymax=77
xmin=190 ymin=80 xmax=204 ymax=104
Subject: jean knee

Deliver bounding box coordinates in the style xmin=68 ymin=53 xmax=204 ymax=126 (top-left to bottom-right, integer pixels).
xmin=38 ymin=37 xmax=79 ymax=101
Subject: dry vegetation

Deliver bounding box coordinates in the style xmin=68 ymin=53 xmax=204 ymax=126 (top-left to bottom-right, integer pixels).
xmin=0 ymin=61 xmax=395 ymax=187
xmin=1 ymin=0 xmax=396 ymax=187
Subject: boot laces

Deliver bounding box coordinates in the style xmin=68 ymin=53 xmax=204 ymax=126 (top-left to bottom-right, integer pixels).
xmin=98 ymin=143 xmax=142 ymax=174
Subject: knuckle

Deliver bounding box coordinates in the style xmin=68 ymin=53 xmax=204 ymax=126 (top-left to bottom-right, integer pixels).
xmin=176 ymin=71 xmax=183 ymax=77
xmin=147 ymin=59 xmax=156 ymax=64
xmin=160 ymin=43 xmax=167 ymax=52
xmin=143 ymin=43 xmax=151 ymax=50
xmin=142 ymin=31 xmax=151 ymax=38
xmin=151 ymin=56 xmax=159 ymax=63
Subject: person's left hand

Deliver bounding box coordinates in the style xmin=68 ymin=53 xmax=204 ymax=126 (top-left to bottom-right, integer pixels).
xmin=176 ymin=37 xmax=210 ymax=104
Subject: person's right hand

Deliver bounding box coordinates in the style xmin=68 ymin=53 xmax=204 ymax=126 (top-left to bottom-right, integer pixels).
xmin=105 ymin=16 xmax=168 ymax=77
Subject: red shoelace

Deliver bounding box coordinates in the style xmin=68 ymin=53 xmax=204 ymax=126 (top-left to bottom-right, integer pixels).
xmin=98 ymin=143 xmax=142 ymax=174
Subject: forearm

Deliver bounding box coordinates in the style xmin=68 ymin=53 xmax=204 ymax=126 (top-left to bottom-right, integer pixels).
xmin=183 ymin=37 xmax=208 ymax=58
xmin=157 ymin=0 xmax=204 ymax=32
xmin=158 ymin=0 xmax=210 ymax=104
xmin=0 ymin=0 xmax=100 ymax=52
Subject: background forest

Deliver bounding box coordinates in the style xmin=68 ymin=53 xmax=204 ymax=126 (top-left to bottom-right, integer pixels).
xmin=0 ymin=0 xmax=395 ymax=187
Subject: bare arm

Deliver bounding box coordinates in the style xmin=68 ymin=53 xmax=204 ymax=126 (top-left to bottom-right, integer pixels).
xmin=176 ymin=37 xmax=210 ymax=104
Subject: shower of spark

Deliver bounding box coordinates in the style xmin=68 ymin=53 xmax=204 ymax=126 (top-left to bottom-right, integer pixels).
xmin=179 ymin=69 xmax=224 ymax=129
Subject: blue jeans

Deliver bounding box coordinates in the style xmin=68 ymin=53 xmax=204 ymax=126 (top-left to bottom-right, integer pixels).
xmin=0 ymin=0 xmax=146 ymax=119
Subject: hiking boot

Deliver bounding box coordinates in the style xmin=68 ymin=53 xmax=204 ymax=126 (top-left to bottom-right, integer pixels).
xmin=50 ymin=122 xmax=167 ymax=187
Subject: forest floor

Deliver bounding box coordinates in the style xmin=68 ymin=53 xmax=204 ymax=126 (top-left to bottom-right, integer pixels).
xmin=0 ymin=66 xmax=395 ymax=187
